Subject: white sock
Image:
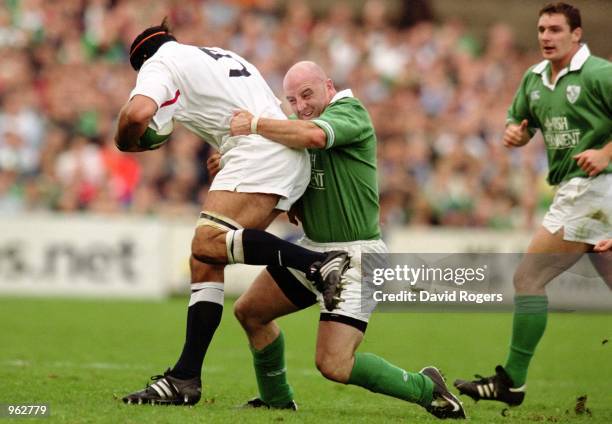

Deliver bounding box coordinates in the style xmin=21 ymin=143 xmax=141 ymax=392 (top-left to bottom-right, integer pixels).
xmin=189 ymin=282 xmax=224 ymax=307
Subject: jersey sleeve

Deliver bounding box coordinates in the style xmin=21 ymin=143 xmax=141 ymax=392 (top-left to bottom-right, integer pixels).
xmin=311 ymin=99 xmax=370 ymax=149
xmin=590 ymin=62 xmax=612 ymax=119
xmin=507 ymin=70 xmax=536 ymax=136
xmin=129 ymin=59 xmax=180 ymax=131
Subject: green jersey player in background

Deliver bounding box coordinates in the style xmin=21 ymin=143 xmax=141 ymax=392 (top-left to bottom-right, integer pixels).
xmin=455 ymin=2 xmax=612 ymax=407
xmin=222 ymin=61 xmax=466 ymax=419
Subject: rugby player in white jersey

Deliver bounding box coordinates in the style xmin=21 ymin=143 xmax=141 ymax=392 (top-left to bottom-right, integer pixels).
xmin=114 ymin=19 xmax=350 ymax=406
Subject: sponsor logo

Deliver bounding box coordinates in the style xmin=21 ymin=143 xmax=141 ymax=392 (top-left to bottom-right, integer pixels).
xmin=308 ymin=152 xmax=325 ymax=190
xmin=566 ymin=85 xmax=581 ymax=104
xmin=0 ymin=240 xmax=137 ymax=283
xmin=543 ymin=116 xmax=581 ymax=149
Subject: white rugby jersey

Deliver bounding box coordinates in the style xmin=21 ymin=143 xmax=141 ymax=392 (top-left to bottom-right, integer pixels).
xmin=129 ymin=41 xmax=286 ymax=152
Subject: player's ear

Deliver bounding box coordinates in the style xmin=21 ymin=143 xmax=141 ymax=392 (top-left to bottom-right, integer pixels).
xmin=571 ymin=27 xmax=582 ymax=43
xmin=325 ymin=79 xmax=336 ymax=100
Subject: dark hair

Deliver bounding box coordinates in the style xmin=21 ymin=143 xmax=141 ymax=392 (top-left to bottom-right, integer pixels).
xmin=129 ymin=17 xmax=177 ymax=71
xmin=539 ymin=2 xmax=581 ymax=31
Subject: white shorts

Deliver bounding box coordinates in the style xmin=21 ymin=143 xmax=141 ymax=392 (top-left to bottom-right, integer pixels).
xmin=283 ymin=237 xmax=388 ymax=324
xmin=542 ymin=173 xmax=612 ymax=244
xmin=211 ymin=134 xmax=310 ymax=211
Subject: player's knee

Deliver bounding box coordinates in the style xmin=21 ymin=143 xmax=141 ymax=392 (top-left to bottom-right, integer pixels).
xmin=189 ymin=257 xmax=223 ymax=281
xmin=234 ymin=297 xmax=265 ymax=330
xmin=233 ymin=297 xmax=253 ymax=327
xmin=315 ymin=353 xmax=350 ymax=383
xmin=191 ymin=226 xmax=226 ymax=263
xmin=513 ymin=267 xmax=539 ymax=292
xmin=513 ymin=272 xmax=526 ymax=291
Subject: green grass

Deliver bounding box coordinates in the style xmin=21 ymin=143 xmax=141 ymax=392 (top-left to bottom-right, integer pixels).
xmin=0 ymin=297 xmax=610 ymax=423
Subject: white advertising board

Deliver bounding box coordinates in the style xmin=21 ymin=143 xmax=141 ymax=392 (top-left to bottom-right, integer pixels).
xmin=0 ymin=214 xmax=167 ymax=299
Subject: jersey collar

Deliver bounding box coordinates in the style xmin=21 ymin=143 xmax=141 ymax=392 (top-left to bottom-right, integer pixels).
xmin=531 ymin=44 xmax=590 ymax=90
xmin=329 ymin=89 xmax=354 ymax=104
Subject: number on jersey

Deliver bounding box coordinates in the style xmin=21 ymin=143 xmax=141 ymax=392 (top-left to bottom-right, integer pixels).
xmin=200 ymin=47 xmax=251 ymax=78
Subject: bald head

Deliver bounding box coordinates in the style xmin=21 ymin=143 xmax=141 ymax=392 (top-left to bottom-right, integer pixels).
xmin=283 ymin=61 xmax=336 ymax=120
xmin=283 ymin=61 xmax=327 ymax=90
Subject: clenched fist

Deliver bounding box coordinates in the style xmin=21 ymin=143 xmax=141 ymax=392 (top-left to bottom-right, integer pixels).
xmin=230 ymin=110 xmax=255 ymax=136
xmin=503 ymin=119 xmax=531 ymax=148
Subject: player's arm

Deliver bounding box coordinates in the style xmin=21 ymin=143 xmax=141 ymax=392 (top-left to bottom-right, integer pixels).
xmin=231 ymin=99 xmax=368 ymax=149
xmin=230 ymin=110 xmax=326 ymax=149
xmin=115 ymin=95 xmax=158 ymax=152
xmin=572 ymin=65 xmax=612 ymax=176
xmin=504 ymin=71 xmax=536 ymax=148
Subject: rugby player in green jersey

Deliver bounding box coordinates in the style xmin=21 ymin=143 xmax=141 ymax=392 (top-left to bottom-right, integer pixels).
xmin=454 ymin=2 xmax=612 ymax=407
xmin=220 ymin=61 xmax=466 ymax=419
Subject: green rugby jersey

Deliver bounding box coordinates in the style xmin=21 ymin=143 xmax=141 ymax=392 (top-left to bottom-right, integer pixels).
xmin=296 ymin=90 xmax=381 ymax=243
xmin=507 ymin=45 xmax=612 ymax=185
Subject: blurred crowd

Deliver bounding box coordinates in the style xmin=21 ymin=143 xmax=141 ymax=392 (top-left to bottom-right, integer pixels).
xmin=0 ymin=0 xmax=557 ymax=229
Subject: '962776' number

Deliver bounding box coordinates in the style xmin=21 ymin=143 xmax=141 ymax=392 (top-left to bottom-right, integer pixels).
xmin=199 ymin=47 xmax=251 ymax=77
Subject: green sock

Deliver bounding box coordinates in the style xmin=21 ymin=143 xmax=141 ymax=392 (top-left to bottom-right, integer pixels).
xmin=347 ymin=352 xmax=434 ymax=406
xmin=251 ymin=331 xmax=293 ymax=407
xmin=504 ymin=295 xmax=548 ymax=387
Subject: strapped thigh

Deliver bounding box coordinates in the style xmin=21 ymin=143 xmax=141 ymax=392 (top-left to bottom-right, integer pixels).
xmin=196 ymin=211 xmax=245 ymax=264
xmin=196 ymin=210 xmax=243 ymax=232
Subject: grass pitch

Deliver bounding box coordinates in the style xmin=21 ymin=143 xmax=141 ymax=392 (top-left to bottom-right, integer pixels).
xmin=0 ymin=297 xmax=610 ymax=423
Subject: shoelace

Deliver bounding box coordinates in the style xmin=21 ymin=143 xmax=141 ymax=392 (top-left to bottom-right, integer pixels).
xmin=473 ymin=374 xmax=492 ymax=383
xmin=145 ymin=369 xmax=173 ymax=389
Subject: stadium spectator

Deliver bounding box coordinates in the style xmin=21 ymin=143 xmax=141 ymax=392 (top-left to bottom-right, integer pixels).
xmin=0 ymin=0 xmax=593 ymax=228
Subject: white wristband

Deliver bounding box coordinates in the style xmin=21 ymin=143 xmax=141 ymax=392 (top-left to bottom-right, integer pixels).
xmin=250 ymin=116 xmax=260 ymax=134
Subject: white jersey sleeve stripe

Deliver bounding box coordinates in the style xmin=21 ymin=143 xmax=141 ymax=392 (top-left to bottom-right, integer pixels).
xmin=312 ymin=119 xmax=335 ymax=149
